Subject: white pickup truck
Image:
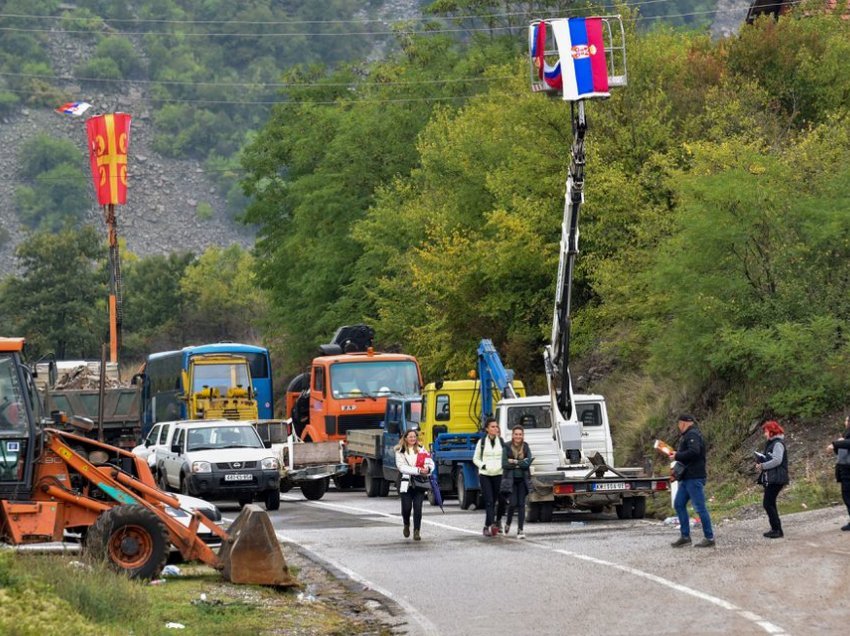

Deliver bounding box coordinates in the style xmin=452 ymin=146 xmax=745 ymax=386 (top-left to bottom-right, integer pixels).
xmin=496 ymin=395 xmax=669 ymax=522
xmin=155 ymin=419 xmax=281 ymax=511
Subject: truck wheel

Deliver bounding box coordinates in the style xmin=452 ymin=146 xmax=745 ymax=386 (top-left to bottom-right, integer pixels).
xmin=631 ymin=497 xmax=646 ymax=519
xmin=333 ymin=474 xmax=353 ymax=490
xmin=301 ymin=478 xmax=328 ymax=501
xmin=379 ymin=478 xmax=390 ymax=497
xmin=590 ymin=505 xmax=604 ymax=514
xmin=616 ymin=498 xmax=634 ymax=519
xmin=264 ymin=489 xmax=281 ymax=511
xmin=85 ymin=505 xmax=169 ymax=580
xmin=527 ymin=502 xmax=541 ymax=523
xmin=540 ymin=502 xmax=554 ymax=523
xmin=457 ymin=471 xmax=474 ymax=510
xmin=364 ymin=460 xmax=383 ymax=497
xmin=279 ymin=478 xmax=294 ymax=494
xmin=427 ymin=489 xmax=436 ymax=506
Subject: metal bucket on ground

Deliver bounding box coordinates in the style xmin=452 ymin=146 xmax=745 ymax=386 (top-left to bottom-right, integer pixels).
xmin=218 ymin=504 xmax=296 ymax=587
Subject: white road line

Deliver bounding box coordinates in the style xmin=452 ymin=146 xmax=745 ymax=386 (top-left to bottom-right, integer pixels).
xmin=274 ymin=529 xmax=440 ymax=636
xmin=280 ymin=495 xmax=791 ymax=635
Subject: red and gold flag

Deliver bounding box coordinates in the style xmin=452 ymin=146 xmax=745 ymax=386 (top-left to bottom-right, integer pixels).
xmin=86 ymin=113 xmax=131 ymax=205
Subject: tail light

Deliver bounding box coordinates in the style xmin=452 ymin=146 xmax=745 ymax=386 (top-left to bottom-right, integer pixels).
xmin=653 ymin=480 xmax=668 ymax=491
xmin=554 ymin=483 xmax=575 ymax=495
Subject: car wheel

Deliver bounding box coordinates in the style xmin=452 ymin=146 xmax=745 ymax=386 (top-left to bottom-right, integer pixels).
xmin=157 ymin=468 xmax=170 ymax=492
xmin=180 ymin=476 xmax=191 ymax=497
xmin=264 ymin=489 xmax=281 ymax=511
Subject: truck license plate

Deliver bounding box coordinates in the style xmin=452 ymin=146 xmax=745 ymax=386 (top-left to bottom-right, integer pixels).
xmin=593 ymin=482 xmax=626 ymax=491
xmin=224 ymin=473 xmax=252 ymax=482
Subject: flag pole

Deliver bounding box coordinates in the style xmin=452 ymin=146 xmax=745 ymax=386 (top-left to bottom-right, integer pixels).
xmin=104 ymin=202 xmax=121 ymax=364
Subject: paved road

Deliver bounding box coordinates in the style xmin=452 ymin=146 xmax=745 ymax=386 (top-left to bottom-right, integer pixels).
xmin=252 ymin=489 xmax=848 ymax=636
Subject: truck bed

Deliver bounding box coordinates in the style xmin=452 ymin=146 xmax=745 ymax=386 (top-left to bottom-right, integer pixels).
xmin=345 ymin=429 xmax=383 ymax=459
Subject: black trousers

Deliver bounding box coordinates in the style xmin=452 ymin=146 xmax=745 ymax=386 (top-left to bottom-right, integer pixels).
xmin=842 ymin=480 xmax=850 ymax=518
xmin=401 ymin=487 xmax=425 ymax=530
xmin=763 ymin=483 xmax=784 ymax=532
xmin=506 ymin=479 xmax=528 ymax=530
xmin=479 ymin=474 xmax=502 ymax=527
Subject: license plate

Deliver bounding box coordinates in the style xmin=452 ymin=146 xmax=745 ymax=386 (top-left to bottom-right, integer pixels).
xmin=224 ymin=473 xmax=252 ymax=482
xmin=593 ymin=482 xmax=626 ymax=491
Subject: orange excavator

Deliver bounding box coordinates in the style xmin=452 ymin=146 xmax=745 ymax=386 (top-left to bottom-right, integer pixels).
xmin=0 ymin=337 xmax=293 ymax=585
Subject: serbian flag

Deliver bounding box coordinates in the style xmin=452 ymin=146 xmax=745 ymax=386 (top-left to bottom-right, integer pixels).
xmin=86 ymin=113 xmax=131 ymax=205
xmin=55 ymin=101 xmax=92 ymax=116
xmin=530 ymin=22 xmax=562 ymax=91
xmin=551 ymin=17 xmax=610 ymax=101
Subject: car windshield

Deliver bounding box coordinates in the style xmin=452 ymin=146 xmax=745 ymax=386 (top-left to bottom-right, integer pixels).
xmin=505 ymin=404 xmax=552 ymax=429
xmin=187 ymin=426 xmax=262 ymax=451
xmin=330 ymin=361 xmax=420 ymax=398
xmin=191 ymin=362 xmax=251 ymax=395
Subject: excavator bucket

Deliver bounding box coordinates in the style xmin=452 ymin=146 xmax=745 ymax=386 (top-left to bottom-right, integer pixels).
xmin=218 ymin=504 xmax=296 ymax=587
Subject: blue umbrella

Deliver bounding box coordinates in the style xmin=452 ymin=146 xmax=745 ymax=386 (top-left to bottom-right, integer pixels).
xmin=429 ymin=471 xmax=444 ymax=512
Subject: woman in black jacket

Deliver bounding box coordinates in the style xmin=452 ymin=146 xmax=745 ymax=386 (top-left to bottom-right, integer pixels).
xmin=827 ymin=416 xmax=850 ymax=531
xmin=755 ymin=421 xmax=789 ymax=538
xmin=501 ymin=425 xmax=533 ymax=539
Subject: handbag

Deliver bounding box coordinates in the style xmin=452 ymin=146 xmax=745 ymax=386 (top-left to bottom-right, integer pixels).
xmin=500 ymin=474 xmax=514 ymax=495
xmin=411 ymin=475 xmax=432 ymax=491
xmin=671 ymin=461 xmax=686 ymax=480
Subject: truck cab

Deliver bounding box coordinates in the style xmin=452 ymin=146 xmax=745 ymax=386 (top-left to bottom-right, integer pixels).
xmin=184 ymin=353 xmax=258 ymax=421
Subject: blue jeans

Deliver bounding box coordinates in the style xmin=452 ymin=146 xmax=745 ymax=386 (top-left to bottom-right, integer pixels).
xmin=674 ymin=478 xmax=714 ymax=540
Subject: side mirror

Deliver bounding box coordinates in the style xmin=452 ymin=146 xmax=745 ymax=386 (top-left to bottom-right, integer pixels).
xmin=263 ymin=439 xmax=272 ymax=449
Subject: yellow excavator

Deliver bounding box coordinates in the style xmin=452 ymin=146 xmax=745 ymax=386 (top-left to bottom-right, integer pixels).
xmin=0 ymin=337 xmax=293 ymax=585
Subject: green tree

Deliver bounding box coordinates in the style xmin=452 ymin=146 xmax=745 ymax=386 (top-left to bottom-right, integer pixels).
xmin=179 ymin=245 xmax=267 ymax=343
xmin=0 ymin=227 xmax=105 ymax=359
xmin=121 ymin=252 xmax=196 ymax=357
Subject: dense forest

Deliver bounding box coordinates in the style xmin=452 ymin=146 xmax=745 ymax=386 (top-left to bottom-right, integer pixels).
xmin=1 ymin=1 xmax=849 ymax=499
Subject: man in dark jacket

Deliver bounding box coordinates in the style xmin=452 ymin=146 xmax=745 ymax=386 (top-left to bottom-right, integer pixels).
xmin=827 ymin=416 xmax=850 ymax=531
xmin=671 ymin=414 xmax=715 ymax=548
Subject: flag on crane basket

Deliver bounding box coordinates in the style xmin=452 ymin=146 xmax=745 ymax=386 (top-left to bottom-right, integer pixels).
xmin=531 ymin=18 xmax=610 ymax=102
xmin=55 ymin=101 xmax=92 ymax=116
xmin=85 ymin=113 xmax=131 ymax=205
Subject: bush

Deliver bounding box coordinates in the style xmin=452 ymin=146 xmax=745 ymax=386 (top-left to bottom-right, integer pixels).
xmin=19 ymin=134 xmax=81 ymax=179
xmin=196 ymin=201 xmax=213 ymax=220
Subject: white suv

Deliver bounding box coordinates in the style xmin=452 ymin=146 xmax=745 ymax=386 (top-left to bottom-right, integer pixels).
xmin=156 ymin=420 xmax=281 ymax=511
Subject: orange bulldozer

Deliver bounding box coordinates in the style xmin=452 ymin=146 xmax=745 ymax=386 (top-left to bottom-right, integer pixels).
xmin=0 ymin=338 xmax=294 ymax=585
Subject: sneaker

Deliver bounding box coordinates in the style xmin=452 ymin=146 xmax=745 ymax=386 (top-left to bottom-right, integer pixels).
xmin=413 ymin=529 xmax=421 ymax=541
xmin=504 ymin=524 xmax=511 ymax=536
xmin=763 ymin=530 xmax=783 ymax=539
xmin=841 ymin=522 xmax=850 ymax=531
xmin=517 ymin=531 xmax=526 ymax=540
xmin=403 ymin=525 xmax=410 ymax=538
xmin=670 ymin=536 xmax=692 ymax=548
xmin=694 ymin=538 xmax=716 ymax=548
xmin=490 ymin=524 xmax=500 ymax=536
xmin=483 ymin=526 xmax=491 ymax=536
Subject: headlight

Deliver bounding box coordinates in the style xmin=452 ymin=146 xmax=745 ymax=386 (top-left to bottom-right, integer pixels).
xmin=191 ymin=461 xmax=212 ymax=473
xmin=261 ymin=457 xmax=279 ymax=470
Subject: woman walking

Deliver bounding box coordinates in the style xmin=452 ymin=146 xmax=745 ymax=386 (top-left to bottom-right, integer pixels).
xmin=473 ymin=417 xmax=504 ymax=536
xmin=502 ymin=425 xmax=533 ymax=539
xmin=395 ymin=429 xmax=434 ymax=541
xmin=827 ymin=416 xmax=850 ymax=531
xmin=755 ymin=420 xmax=789 ymax=538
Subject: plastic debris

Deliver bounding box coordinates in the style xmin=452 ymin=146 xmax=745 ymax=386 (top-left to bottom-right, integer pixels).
xmin=662 ymin=516 xmax=679 ymax=526
xmin=165 ymin=623 xmax=185 ymax=629
xmin=149 ymin=578 xmax=166 ymax=586
xmin=296 ymin=587 xmax=319 ymax=604
xmin=570 ymin=521 xmax=586 ymax=527
xmin=162 ymin=564 xmax=182 ymax=577
xmin=67 ymin=560 xmax=91 ymax=571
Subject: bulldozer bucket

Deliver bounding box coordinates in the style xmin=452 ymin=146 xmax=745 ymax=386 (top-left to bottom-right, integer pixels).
xmin=218 ymin=504 xmax=296 ymax=587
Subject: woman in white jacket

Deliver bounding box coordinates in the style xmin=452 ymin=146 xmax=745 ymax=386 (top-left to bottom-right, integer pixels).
xmin=473 ymin=417 xmax=504 ymax=536
xmin=395 ymin=429 xmax=434 ymax=541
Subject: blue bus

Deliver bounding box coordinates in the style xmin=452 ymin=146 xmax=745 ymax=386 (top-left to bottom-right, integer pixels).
xmin=139 ymin=343 xmax=273 ymax=437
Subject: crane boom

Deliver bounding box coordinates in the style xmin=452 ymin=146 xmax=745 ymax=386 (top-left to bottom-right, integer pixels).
xmin=543 ymin=101 xmax=586 ymax=462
